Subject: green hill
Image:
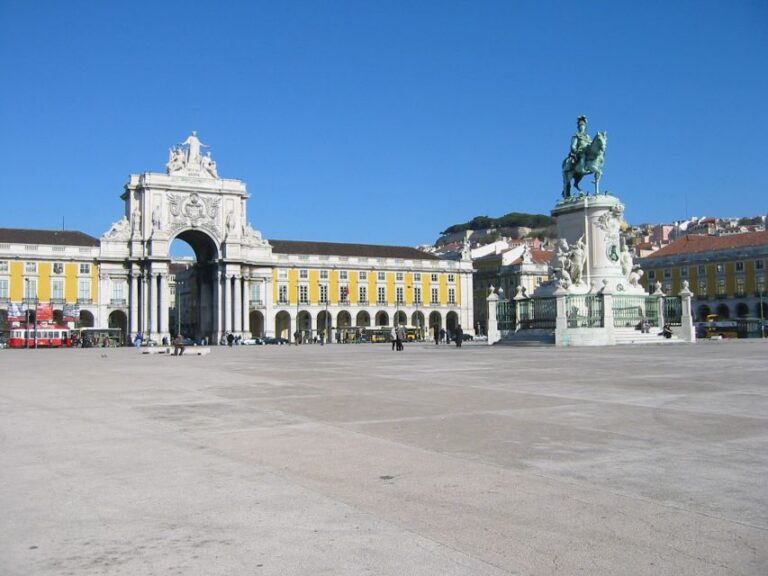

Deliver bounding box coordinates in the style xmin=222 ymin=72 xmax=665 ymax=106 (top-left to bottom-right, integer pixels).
xmin=441 ymin=212 xmax=554 ymax=235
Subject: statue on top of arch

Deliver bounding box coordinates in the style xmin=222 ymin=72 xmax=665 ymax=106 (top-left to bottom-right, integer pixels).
xmin=166 ymin=131 xmax=219 ymax=179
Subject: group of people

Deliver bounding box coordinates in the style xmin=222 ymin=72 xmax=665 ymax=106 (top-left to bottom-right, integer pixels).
xmin=390 ymin=325 xmax=407 ymax=351
xmin=433 ymin=325 xmax=464 ymax=347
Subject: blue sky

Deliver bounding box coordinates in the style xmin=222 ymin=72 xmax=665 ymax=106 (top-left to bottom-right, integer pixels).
xmin=1 ymin=1 xmax=766 ymax=250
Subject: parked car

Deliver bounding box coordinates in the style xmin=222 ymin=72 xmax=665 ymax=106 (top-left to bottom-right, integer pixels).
xmin=263 ymin=336 xmax=289 ymax=345
xmin=461 ymin=333 xmax=474 ymax=342
xmin=241 ymin=337 xmax=264 ymax=345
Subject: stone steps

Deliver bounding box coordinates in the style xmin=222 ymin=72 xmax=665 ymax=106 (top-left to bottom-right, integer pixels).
xmin=613 ymin=328 xmax=683 ymax=345
xmin=495 ymin=329 xmax=555 ymax=347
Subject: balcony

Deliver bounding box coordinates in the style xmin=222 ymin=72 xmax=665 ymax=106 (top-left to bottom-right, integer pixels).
xmin=357 ymin=300 xmax=369 ymax=306
xmin=77 ymin=298 xmax=93 ymax=305
xmin=249 ymin=300 xmax=265 ymax=310
xmin=376 ymin=300 xmax=388 ymax=306
xmin=110 ymin=298 xmax=127 ymax=307
xmin=50 ymin=298 xmax=66 ymax=306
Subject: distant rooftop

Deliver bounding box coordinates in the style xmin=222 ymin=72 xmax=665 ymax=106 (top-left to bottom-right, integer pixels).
xmin=268 ymin=239 xmax=440 ymax=260
xmin=0 ymin=228 xmax=100 ymax=247
xmin=644 ymin=230 xmax=768 ymax=259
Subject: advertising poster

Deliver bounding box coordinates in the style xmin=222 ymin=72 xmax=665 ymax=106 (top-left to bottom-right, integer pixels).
xmin=8 ymin=302 xmax=25 ymax=321
xmin=62 ymin=303 xmax=80 ymax=321
xmin=36 ymin=303 xmax=54 ymax=322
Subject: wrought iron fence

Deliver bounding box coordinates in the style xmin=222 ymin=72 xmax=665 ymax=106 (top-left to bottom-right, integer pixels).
xmin=496 ymin=299 xmax=516 ymax=332
xmin=613 ymin=295 xmax=660 ymax=328
xmin=518 ymin=297 xmax=557 ymax=330
xmin=664 ymin=296 xmax=682 ymax=326
xmin=566 ymin=294 xmax=604 ymax=328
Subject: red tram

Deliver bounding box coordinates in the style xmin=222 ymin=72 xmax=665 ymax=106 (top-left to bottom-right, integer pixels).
xmin=8 ymin=323 xmax=74 ymax=348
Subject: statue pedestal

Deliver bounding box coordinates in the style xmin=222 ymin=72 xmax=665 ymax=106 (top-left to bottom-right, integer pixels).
xmin=549 ymin=193 xmax=641 ymax=294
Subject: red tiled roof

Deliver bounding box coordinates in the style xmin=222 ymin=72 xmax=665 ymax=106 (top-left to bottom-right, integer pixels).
xmin=644 ymin=231 xmax=768 ymax=259
xmin=510 ymin=249 xmax=556 ymax=265
xmin=0 ymin=228 xmax=100 ymax=247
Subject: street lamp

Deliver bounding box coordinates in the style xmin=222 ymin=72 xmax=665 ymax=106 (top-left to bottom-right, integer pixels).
xmin=317 ymin=282 xmax=329 ymax=345
xmin=24 ymin=278 xmax=38 ymax=349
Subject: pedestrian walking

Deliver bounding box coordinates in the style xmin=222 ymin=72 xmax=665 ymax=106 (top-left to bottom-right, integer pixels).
xmin=390 ymin=326 xmax=398 ymax=351
xmin=455 ymin=324 xmax=464 ymax=348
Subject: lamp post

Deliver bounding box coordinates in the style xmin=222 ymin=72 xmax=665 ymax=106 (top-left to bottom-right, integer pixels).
xmin=25 ymin=278 xmax=38 ymax=349
xmin=296 ymin=282 xmax=301 ymax=344
xmin=758 ymin=276 xmax=765 ymax=338
xmin=317 ymin=282 xmax=329 ymax=345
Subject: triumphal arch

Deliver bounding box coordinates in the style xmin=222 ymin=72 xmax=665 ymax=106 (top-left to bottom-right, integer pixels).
xmin=99 ymin=133 xmax=274 ymax=344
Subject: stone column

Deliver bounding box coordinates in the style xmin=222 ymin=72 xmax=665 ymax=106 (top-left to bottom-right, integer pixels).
xmin=214 ymin=268 xmax=223 ymax=342
xmin=513 ymin=286 xmax=525 ymax=332
xmin=242 ymin=275 xmax=251 ymax=335
xmin=653 ymin=281 xmax=665 ymax=328
xmin=486 ymin=287 xmax=499 ymax=345
xmin=158 ymin=272 xmax=168 ymax=337
xmin=602 ymin=289 xmax=615 ymax=345
xmin=223 ymin=274 xmax=233 ymax=334
xmin=679 ymin=281 xmax=696 ymax=343
xmin=142 ymin=271 xmax=149 ymax=336
xmin=149 ymin=272 xmax=158 ymax=339
xmin=234 ymin=274 xmax=243 ymax=334
xmin=129 ymin=271 xmax=139 ymax=336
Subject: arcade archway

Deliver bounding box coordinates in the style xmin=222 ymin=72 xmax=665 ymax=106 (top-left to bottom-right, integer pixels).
xmin=249 ymin=311 xmax=265 ymax=337
xmin=169 ymin=230 xmax=220 ymax=341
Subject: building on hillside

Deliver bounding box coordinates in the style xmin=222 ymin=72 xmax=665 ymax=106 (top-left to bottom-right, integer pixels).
xmin=472 ymin=243 xmax=553 ymax=334
xmin=639 ymin=230 xmax=768 ymax=321
xmin=0 ymin=134 xmax=473 ymax=344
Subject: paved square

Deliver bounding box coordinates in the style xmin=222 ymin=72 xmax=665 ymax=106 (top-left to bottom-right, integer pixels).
xmin=1 ymin=341 xmax=766 ymax=575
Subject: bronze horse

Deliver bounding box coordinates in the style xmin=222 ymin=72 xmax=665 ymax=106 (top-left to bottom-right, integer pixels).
xmin=562 ymin=131 xmax=607 ymax=198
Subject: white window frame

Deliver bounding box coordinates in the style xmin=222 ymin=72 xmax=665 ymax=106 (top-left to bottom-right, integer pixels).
xmin=79 ymin=263 xmax=91 ymax=275
xmin=396 ymin=286 xmax=404 ymax=304
xmin=431 ymin=287 xmax=439 ymax=304
xmin=339 ymin=270 xmax=348 ymax=280
xmin=24 ymin=278 xmax=38 ymax=299
xmin=320 ymin=270 xmax=329 ymax=280
xmin=299 ymin=285 xmax=308 ymax=304
xmin=396 ymin=272 xmax=404 ymax=281
xmin=377 ymin=286 xmax=386 ymax=304
xmin=278 ymin=284 xmax=288 ymax=304
xmin=51 ymin=278 xmax=65 ymax=300
xmin=0 ymin=261 xmax=9 ymax=273
xmin=431 ymin=273 xmax=438 ymax=282
xmin=278 ymin=269 xmax=288 ymax=280
xmin=359 ymin=285 xmax=367 ymax=303
xmin=448 ymin=287 xmax=456 ymax=304
xmin=319 ymin=284 xmax=328 ymax=303
xmin=413 ymin=286 xmax=422 ymax=304
xmin=0 ymin=278 xmax=9 ymax=299
xmin=377 ymin=271 xmax=386 ymax=281
xmin=299 ymin=269 xmax=308 ymax=280
xmin=78 ymin=279 xmax=91 ymax=300
xmin=448 ymin=274 xmax=455 ymax=283
xmin=25 ymin=262 xmax=37 ymax=274
xmin=359 ymin=271 xmax=368 ymax=281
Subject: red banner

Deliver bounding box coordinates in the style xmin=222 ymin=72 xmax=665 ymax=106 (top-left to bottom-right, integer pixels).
xmin=36 ymin=303 xmax=54 ymax=322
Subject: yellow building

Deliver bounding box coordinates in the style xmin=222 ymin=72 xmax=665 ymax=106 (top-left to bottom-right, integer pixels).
xmin=0 ymin=229 xmax=100 ymax=328
xmin=640 ymin=231 xmax=768 ymax=321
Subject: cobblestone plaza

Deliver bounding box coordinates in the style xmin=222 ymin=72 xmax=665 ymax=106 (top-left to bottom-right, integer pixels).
xmin=1 ymin=341 xmax=766 ymax=575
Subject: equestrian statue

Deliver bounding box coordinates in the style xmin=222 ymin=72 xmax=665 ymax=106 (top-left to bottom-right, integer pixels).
xmin=561 ymin=115 xmax=607 ymax=198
